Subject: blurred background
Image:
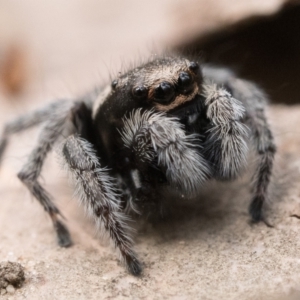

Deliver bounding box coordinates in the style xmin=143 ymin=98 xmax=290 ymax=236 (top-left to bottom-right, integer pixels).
xmin=0 ymin=0 xmax=299 ymax=104
xmin=1 ymin=1 xmax=300 ymax=299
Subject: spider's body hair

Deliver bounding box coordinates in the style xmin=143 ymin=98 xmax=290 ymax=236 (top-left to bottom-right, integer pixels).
xmin=0 ymin=100 xmax=70 ymax=164
xmin=0 ymin=54 xmax=276 ymax=275
xmin=120 ymin=109 xmax=210 ymax=195
xmin=203 ymin=66 xmax=276 ymax=222
xmin=16 ymin=101 xmax=76 ymax=247
xmin=202 ymin=84 xmax=249 ymax=178
xmin=61 ymin=136 xmax=141 ymax=275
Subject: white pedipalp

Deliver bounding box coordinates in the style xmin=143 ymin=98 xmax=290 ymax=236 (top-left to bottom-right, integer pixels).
xmin=120 ymin=109 xmax=210 ymax=195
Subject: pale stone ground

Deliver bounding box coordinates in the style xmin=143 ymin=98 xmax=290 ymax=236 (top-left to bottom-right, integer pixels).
xmin=0 ymin=1 xmax=300 ymax=299
xmin=1 ymin=104 xmax=300 ymax=300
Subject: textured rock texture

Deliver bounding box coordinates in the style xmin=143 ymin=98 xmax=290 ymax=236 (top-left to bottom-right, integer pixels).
xmin=0 ymin=104 xmax=300 ymax=299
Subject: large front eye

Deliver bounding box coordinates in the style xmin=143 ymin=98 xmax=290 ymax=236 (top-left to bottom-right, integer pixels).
xmin=154 ymin=81 xmax=175 ymax=104
xmin=177 ymin=72 xmax=193 ymax=94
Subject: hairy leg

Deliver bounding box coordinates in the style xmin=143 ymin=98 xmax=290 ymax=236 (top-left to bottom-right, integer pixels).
xmin=17 ymin=101 xmax=75 ymax=247
xmin=201 ymin=84 xmax=249 ymax=179
xmin=120 ymin=109 xmax=211 ymax=195
xmin=225 ymin=77 xmax=276 ymax=224
xmin=247 ymin=106 xmax=276 ymax=224
xmin=0 ymin=101 xmax=69 ymax=164
xmin=203 ymin=67 xmax=276 ymax=224
xmin=61 ymin=135 xmax=141 ymax=275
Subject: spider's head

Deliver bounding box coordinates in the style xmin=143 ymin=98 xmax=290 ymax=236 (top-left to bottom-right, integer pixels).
xmin=125 ymin=56 xmax=202 ymax=112
xmin=93 ymin=56 xmax=203 ymax=126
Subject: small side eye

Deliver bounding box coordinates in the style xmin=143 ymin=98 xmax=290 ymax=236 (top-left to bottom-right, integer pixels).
xmin=154 ymin=82 xmax=175 ymax=104
xmin=188 ymin=62 xmax=199 ymax=74
xmin=132 ymin=86 xmax=148 ymax=99
xmin=177 ymin=72 xmax=193 ymax=94
xmin=111 ymin=80 xmax=118 ymax=89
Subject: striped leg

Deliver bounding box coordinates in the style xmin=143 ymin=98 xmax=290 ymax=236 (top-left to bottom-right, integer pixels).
xmin=62 ymin=135 xmax=141 ymax=275
xmin=16 ymin=101 xmax=75 ymax=247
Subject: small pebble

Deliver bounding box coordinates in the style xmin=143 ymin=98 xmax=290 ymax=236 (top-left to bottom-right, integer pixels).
xmin=1 ymin=289 xmax=7 ymax=295
xmin=6 ymin=284 xmax=15 ymax=294
xmin=0 ymin=261 xmax=25 ymax=289
xmin=27 ymin=261 xmax=35 ymax=267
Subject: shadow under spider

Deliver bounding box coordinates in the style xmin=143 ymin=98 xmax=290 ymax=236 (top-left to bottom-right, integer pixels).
xmin=135 ymin=159 xmax=298 ymax=244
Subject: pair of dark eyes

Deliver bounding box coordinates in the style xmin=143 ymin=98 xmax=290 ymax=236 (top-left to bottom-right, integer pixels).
xmin=132 ymin=62 xmax=199 ymax=105
xmin=132 ymin=72 xmax=193 ymax=104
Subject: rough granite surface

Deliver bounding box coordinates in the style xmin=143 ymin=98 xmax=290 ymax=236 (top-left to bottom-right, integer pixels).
xmin=0 ymin=103 xmax=300 ymax=299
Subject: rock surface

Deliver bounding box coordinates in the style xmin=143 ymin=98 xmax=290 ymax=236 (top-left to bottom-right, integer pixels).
xmin=0 ymin=103 xmax=300 ymax=299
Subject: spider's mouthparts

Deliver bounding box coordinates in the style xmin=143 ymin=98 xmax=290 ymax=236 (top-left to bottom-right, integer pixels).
xmin=169 ymin=94 xmax=203 ymax=121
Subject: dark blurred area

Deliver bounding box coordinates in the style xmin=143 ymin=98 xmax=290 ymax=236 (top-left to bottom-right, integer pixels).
xmin=0 ymin=0 xmax=298 ymax=104
xmin=176 ymin=4 xmax=300 ymax=104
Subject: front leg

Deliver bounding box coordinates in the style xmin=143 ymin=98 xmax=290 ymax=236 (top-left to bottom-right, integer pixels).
xmin=61 ymin=135 xmax=141 ymax=275
xmin=202 ymin=84 xmax=248 ymax=179
xmin=120 ymin=109 xmax=211 ymax=196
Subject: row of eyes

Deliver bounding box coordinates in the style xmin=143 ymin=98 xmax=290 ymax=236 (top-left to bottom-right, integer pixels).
xmin=112 ymin=61 xmax=200 ymax=105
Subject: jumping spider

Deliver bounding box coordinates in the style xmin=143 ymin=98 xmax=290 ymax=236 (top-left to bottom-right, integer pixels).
xmin=0 ymin=55 xmax=276 ymax=275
